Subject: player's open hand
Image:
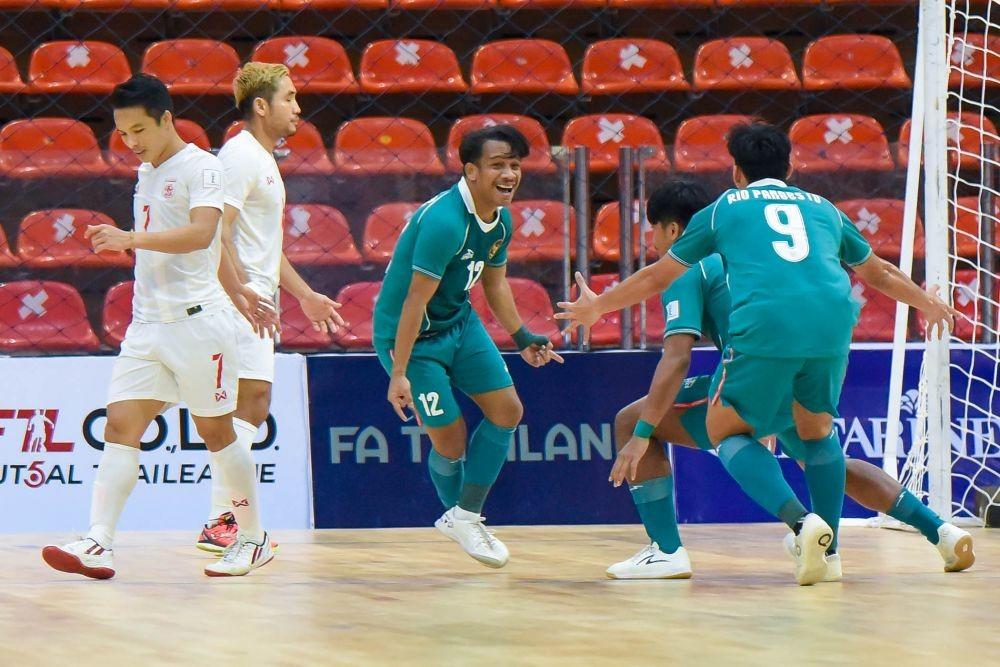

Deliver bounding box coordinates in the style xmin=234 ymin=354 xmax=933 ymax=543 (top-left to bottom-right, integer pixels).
xmin=555 ymin=272 xmax=600 ymax=344
xmin=520 ymin=342 xmax=565 ymax=368
xmin=609 ymin=436 xmax=651 ymax=487
xmin=387 ymin=373 xmax=414 ymax=422
xmin=241 ymin=285 xmax=279 ymax=338
xmin=923 ymin=284 xmax=961 ymax=338
xmin=300 ymin=290 xmax=346 ymax=334
xmin=84 ymin=224 xmax=131 ymax=254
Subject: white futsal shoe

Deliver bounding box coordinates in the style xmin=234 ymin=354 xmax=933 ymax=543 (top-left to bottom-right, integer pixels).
xmin=783 ymin=532 xmax=841 ymax=582
xmin=936 ymin=523 xmax=975 ymax=572
xmin=204 ymin=531 xmax=275 ymax=577
xmin=605 ymin=543 xmax=692 ymax=580
xmin=790 ymin=513 xmax=835 ymax=586
xmin=435 ymin=507 xmax=509 ymax=569
xmin=42 ymin=538 xmax=115 ymax=580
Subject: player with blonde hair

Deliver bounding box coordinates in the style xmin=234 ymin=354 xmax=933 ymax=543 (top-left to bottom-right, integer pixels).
xmin=195 ymin=62 xmax=344 ymax=553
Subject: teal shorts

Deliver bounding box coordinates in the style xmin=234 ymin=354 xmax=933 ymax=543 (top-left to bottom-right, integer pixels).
xmin=674 ymin=374 xmax=713 ymax=452
xmin=709 ymin=347 xmax=848 ymax=438
xmin=375 ymin=310 xmax=513 ymax=428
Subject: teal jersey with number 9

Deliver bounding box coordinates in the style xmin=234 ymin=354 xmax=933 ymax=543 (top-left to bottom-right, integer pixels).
xmin=667 ymin=178 xmax=873 ymax=358
xmin=373 ymin=179 xmax=513 ymax=342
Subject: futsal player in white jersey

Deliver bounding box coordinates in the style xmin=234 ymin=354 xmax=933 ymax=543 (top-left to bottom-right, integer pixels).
xmin=194 ymin=62 xmax=344 ymax=552
xmin=41 ymin=75 xmax=274 ymax=578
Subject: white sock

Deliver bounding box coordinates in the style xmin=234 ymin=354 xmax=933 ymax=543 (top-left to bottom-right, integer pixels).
xmin=209 ymin=435 xmax=263 ymax=543
xmin=207 ymin=418 xmax=256 ymax=522
xmin=86 ymin=442 xmax=140 ymax=549
xmin=453 ymin=506 xmax=481 ymax=522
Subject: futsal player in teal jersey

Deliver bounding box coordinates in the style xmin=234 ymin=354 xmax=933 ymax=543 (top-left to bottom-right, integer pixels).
xmin=601 ymin=179 xmax=974 ymax=581
xmin=373 ymin=125 xmax=563 ymax=569
xmin=559 ymin=124 xmax=959 ymax=585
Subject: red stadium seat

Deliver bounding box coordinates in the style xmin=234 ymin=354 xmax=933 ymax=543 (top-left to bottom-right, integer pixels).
xmin=331 ymin=282 xmax=381 ymax=349
xmin=507 ymin=200 xmax=575 ymax=262
xmin=359 ymin=40 xmax=466 ymax=94
xmin=362 ymin=202 xmax=421 ymax=263
xmin=0 ymin=118 xmax=109 ymax=178
xmin=17 ymin=209 xmax=132 ymax=268
xmin=279 ymin=288 xmax=333 ymax=351
xmin=561 ymin=114 xmax=669 ymax=173
xmin=393 ymin=0 xmax=494 ymax=7
xmin=851 ymin=277 xmax=897 ymax=342
xmin=0 ymin=46 xmax=25 ymax=94
xmin=470 ymin=40 xmax=578 ymax=95
xmin=952 ymin=196 xmax=999 ymax=259
xmin=278 ymin=0 xmax=385 ymax=9
xmin=836 ymin=198 xmax=925 ymax=260
xmin=0 ymin=281 xmax=99 ymax=352
xmin=445 ymin=115 xmax=555 ymax=173
xmin=141 ymin=40 xmax=239 ymax=95
xmin=283 ymin=204 xmax=362 ymax=265
xmin=498 ymin=0 xmax=603 ymax=7
xmin=693 ymin=37 xmax=800 ymax=91
xmin=916 ymin=270 xmax=996 ymax=342
xmin=673 ymin=114 xmax=752 ymax=173
xmin=897 ymin=113 xmax=999 ymax=170
xmin=334 ymin=117 xmax=444 ymax=175
xmin=592 ymin=200 xmax=657 ymax=262
xmin=718 ymin=0 xmax=820 ymax=4
xmin=107 ymin=118 xmax=210 ymax=177
xmin=225 ymin=120 xmax=334 ymax=175
xmin=252 ymin=37 xmax=359 ymax=94
xmin=568 ymin=273 xmax=665 ymax=346
xmin=44 ymin=0 xmax=170 ymax=9
xmin=802 ymin=34 xmax=910 ymax=90
xmin=27 ymin=41 xmax=130 ymax=94
xmin=172 ymin=0 xmax=273 ymax=9
xmin=470 ymin=278 xmax=560 ymax=349
xmin=789 ymin=114 xmax=894 ymax=172
xmin=949 ymin=33 xmax=1000 ymax=89
xmin=582 ymin=39 xmax=688 ymax=95
xmin=101 ymin=280 xmax=133 ymax=348
xmin=0 ymin=227 xmax=17 ymax=267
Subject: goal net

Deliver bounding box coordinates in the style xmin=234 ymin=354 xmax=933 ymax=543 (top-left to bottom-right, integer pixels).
xmin=892 ymin=0 xmax=1000 ymax=525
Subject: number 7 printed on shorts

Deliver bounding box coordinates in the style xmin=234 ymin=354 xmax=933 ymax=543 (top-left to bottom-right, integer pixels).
xmin=212 ymin=353 xmax=227 ymax=402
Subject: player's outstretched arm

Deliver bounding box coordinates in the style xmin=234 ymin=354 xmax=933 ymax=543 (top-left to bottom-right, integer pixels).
xmin=388 ymin=273 xmax=440 ymax=421
xmin=556 ymin=255 xmax=688 ymax=340
xmin=85 ymin=206 xmax=221 ymax=255
xmin=852 ymin=254 xmax=960 ymax=335
xmin=610 ymin=334 xmax=696 ymax=486
xmin=481 ymin=264 xmax=563 ymax=368
xmin=218 ymin=243 xmax=278 ymax=338
xmin=279 ymin=253 xmax=344 ymax=334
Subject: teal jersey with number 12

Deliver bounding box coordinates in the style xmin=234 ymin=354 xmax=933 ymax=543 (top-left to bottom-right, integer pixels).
xmin=373 ymin=179 xmax=513 ymax=342
xmin=667 ymin=178 xmax=872 ymax=358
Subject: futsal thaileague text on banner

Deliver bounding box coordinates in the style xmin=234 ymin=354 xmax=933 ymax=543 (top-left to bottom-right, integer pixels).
xmin=0 ymin=355 xmax=313 ymax=533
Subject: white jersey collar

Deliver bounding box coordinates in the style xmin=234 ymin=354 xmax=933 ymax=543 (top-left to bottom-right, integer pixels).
xmin=746 ymin=178 xmax=788 ymax=189
xmin=458 ymin=178 xmax=501 ymax=233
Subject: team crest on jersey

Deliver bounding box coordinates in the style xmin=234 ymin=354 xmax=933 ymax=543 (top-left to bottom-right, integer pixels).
xmin=488 ymin=239 xmax=503 ymax=260
xmin=162 ymin=180 xmax=175 ymax=199
xmin=461 ymin=249 xmax=475 ymax=260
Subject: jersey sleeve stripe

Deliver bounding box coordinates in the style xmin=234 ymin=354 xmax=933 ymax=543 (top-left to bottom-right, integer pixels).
xmin=664 ymin=327 xmax=702 ymax=340
xmin=412 ymin=265 xmax=443 ymax=280
xmin=845 ymin=247 xmax=874 ymax=267
xmin=667 ymin=249 xmax=693 ymax=267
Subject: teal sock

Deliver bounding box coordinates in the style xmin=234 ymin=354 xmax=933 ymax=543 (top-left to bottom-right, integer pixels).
xmin=458 ymin=419 xmax=516 ymax=514
xmin=629 ymin=475 xmax=682 ymax=554
xmin=427 ymin=449 xmax=464 ymax=509
xmin=795 ymin=429 xmax=846 ymax=554
xmin=888 ymin=488 xmax=945 ymax=544
xmin=718 ymin=435 xmax=807 ymax=528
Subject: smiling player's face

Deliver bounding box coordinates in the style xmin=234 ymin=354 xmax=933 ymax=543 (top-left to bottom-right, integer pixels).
xmin=113 ymin=106 xmax=174 ymax=167
xmin=466 ymin=140 xmax=522 ymax=212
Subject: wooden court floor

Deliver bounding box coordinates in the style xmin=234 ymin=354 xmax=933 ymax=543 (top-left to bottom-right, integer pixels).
xmin=1 ymin=524 xmax=997 ymax=666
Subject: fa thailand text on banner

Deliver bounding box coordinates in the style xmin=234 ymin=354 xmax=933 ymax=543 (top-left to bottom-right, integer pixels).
xmin=0 ymin=354 xmax=313 ymax=533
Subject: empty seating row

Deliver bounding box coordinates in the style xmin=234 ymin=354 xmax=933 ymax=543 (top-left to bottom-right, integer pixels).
xmin=0 ymin=194 xmax=989 ymax=273
xmin=1 ymin=266 xmax=988 ymax=353
xmin=0 ymin=0 xmax=922 ymax=11
xmin=3 ymin=112 xmax=996 ymax=177
xmin=0 ymin=34 xmax=939 ymax=97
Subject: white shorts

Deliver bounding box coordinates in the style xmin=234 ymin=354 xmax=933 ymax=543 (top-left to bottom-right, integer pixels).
xmin=108 ymin=309 xmax=239 ymax=417
xmin=231 ymin=307 xmax=275 ymax=382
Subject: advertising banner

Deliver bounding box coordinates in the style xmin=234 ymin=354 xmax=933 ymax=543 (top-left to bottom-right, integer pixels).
xmin=0 ymin=354 xmax=312 ymax=533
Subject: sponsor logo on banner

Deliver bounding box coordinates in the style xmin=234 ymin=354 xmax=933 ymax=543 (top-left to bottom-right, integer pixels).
xmin=0 ymin=355 xmax=312 ymax=532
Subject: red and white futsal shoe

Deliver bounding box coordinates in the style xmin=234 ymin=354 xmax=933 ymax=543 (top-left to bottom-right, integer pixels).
xmin=198 ymin=512 xmax=281 ymax=555
xmin=204 ymin=532 xmax=275 ymax=577
xmin=41 ymin=538 xmax=115 ymax=580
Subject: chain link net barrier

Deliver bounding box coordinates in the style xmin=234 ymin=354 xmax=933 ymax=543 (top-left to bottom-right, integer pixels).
xmin=0 ymin=0 xmax=921 ymax=354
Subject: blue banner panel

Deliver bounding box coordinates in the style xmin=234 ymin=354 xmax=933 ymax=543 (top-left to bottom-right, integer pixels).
xmin=308 ymin=347 xmax=932 ymax=529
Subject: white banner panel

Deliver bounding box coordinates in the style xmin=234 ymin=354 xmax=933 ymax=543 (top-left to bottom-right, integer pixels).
xmin=0 ymin=353 xmax=312 ymax=533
